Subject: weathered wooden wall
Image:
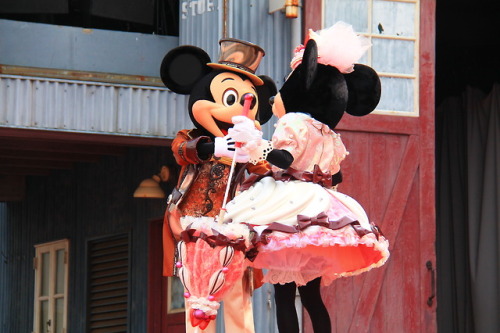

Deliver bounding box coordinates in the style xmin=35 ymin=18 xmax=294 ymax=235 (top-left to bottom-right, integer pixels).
xmin=0 ymin=146 xmax=174 ymax=332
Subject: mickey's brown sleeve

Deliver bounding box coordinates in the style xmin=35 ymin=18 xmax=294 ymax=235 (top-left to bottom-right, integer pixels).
xmin=171 ymin=129 xmax=211 ymax=166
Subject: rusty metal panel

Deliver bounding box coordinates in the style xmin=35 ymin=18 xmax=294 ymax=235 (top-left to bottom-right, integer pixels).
xmin=0 ymin=74 xmax=191 ymax=139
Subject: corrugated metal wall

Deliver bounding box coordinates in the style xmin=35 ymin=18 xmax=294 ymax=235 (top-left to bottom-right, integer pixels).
xmin=0 ymin=74 xmax=190 ymax=138
xmin=0 ymin=147 xmax=172 ymax=332
xmin=179 ymin=0 xmax=294 ymax=139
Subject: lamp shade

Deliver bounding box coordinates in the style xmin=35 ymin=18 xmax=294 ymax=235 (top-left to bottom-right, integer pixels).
xmin=133 ymin=175 xmax=166 ymax=198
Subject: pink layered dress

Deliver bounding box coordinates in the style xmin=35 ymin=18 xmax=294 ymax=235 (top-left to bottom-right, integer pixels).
xmin=223 ymin=112 xmax=390 ymax=286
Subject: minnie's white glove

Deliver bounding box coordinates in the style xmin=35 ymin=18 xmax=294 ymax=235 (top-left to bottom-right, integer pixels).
xmin=214 ymin=136 xmax=250 ymax=163
xmin=228 ymin=116 xmax=263 ymax=144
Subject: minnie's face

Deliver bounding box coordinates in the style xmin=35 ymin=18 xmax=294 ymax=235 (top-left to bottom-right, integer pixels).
xmin=192 ymin=72 xmax=259 ymax=137
xmin=271 ymin=92 xmax=286 ymax=119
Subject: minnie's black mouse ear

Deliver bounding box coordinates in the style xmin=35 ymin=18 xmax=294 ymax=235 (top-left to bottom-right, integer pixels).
xmin=344 ymin=64 xmax=381 ymax=116
xmin=160 ymin=45 xmax=212 ymax=95
xmin=301 ymin=39 xmax=318 ymax=91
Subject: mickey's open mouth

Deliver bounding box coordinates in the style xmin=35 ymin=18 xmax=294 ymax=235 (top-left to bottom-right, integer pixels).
xmin=214 ymin=118 xmax=233 ymax=135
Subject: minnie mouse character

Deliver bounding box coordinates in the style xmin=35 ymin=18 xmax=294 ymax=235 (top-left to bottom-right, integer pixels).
xmin=160 ymin=39 xmax=276 ymax=333
xmin=223 ymin=22 xmax=390 ymax=333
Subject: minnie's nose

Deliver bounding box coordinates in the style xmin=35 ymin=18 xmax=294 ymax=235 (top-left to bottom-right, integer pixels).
xmin=240 ymin=93 xmax=256 ymax=109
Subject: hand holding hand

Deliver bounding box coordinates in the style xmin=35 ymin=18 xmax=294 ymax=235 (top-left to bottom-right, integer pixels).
xmin=228 ymin=116 xmax=263 ymax=144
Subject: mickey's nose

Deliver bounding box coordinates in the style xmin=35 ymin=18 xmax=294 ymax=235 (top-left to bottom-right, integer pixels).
xmin=240 ymin=93 xmax=256 ymax=109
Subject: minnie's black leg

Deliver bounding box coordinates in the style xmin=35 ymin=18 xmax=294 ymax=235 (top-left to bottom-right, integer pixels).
xmin=274 ymin=282 xmax=300 ymax=333
xmin=298 ymin=277 xmax=331 ymax=333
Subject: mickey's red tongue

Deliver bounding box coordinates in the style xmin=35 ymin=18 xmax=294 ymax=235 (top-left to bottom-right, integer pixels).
xmin=221 ymin=129 xmax=228 ymax=136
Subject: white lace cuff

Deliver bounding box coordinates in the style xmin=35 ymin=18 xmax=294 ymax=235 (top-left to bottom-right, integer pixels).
xmin=247 ymin=140 xmax=273 ymax=165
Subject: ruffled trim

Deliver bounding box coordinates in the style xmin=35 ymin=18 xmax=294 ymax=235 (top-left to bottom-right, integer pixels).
xmin=258 ymin=223 xmax=386 ymax=254
xmin=252 ymin=223 xmax=390 ymax=286
xmin=263 ymin=237 xmax=390 ymax=286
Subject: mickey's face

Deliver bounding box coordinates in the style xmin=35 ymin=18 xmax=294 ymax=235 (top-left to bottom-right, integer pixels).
xmin=192 ymin=72 xmax=259 ymax=137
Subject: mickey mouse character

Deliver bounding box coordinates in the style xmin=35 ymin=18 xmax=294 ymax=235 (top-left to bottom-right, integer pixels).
xmin=223 ymin=22 xmax=390 ymax=333
xmin=160 ymin=38 xmax=276 ymax=333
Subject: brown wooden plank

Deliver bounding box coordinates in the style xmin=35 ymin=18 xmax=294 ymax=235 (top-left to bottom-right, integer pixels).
xmin=401 ymin=179 xmax=422 ymax=332
xmin=0 ymin=64 xmax=164 ymax=87
xmin=348 ymin=135 xmax=420 ymax=333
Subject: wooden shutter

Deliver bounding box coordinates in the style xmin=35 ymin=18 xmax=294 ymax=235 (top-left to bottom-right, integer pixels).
xmin=87 ymin=234 xmax=130 ymax=333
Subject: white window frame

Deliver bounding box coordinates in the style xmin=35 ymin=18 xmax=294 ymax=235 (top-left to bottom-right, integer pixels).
xmin=33 ymin=239 xmax=69 ymax=333
xmin=323 ymin=0 xmax=420 ymax=116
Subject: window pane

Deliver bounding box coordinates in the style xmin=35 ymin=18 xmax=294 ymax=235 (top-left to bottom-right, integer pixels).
xmin=55 ymin=297 xmax=64 ymax=333
xmin=372 ymin=38 xmax=415 ymax=74
xmin=324 ymin=0 xmax=369 ymax=33
xmin=372 ymin=1 xmax=416 ymax=37
xmin=41 ymin=252 xmax=50 ymax=296
xmin=40 ymin=300 xmax=49 ymax=332
xmin=55 ymin=249 xmax=65 ymax=294
xmin=378 ymin=77 xmax=414 ymax=112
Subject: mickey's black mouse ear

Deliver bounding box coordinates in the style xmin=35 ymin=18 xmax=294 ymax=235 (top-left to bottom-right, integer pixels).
xmin=160 ymin=45 xmax=212 ymax=95
xmin=344 ymin=64 xmax=381 ymax=116
xmin=255 ymin=75 xmax=277 ymax=125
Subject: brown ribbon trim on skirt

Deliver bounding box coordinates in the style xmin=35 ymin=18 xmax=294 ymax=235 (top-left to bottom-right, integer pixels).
xmin=180 ymin=228 xmax=248 ymax=252
xmin=245 ymin=212 xmax=384 ymax=247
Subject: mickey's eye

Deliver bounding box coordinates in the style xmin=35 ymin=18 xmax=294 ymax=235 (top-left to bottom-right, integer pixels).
xmin=222 ymin=89 xmax=238 ymax=107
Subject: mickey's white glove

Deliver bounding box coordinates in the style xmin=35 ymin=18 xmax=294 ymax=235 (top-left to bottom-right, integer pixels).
xmin=214 ymin=136 xmax=250 ymax=163
xmin=228 ymin=116 xmax=263 ymax=144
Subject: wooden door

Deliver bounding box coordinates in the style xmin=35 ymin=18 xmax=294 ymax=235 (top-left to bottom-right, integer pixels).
xmin=148 ymin=218 xmax=186 ymax=333
xmin=303 ymin=1 xmax=436 ymax=332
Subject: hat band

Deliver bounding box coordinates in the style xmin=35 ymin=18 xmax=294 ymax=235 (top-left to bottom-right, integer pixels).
xmin=219 ymin=61 xmax=255 ymax=74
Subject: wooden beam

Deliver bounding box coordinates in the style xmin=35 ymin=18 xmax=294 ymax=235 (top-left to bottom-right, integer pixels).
xmin=303 ymin=0 xmax=322 ymax=35
xmin=0 ymin=140 xmax=127 ymax=156
xmin=0 ymin=127 xmax=171 ymax=147
xmin=0 ymin=149 xmax=101 ymax=163
xmin=419 ymin=0 xmax=437 ymax=330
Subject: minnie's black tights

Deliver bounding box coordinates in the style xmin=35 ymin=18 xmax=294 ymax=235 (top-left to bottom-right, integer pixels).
xmin=274 ymin=277 xmax=331 ymax=333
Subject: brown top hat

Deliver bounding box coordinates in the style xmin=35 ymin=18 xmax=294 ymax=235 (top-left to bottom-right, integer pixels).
xmin=208 ymin=38 xmax=265 ymax=86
